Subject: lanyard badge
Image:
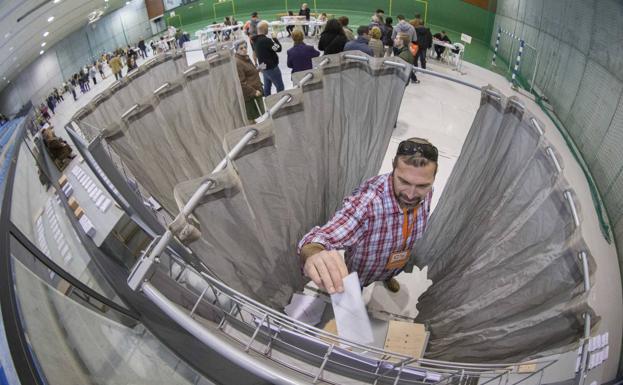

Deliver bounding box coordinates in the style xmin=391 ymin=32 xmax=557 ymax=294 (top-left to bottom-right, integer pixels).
xmin=385 ymin=207 xmax=417 ymax=270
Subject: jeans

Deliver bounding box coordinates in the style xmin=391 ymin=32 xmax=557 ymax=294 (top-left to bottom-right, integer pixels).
xmin=262 ymin=66 xmax=284 ymax=96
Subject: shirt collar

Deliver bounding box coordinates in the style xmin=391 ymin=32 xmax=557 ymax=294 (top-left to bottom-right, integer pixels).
xmin=385 ymin=173 xmax=402 ymax=214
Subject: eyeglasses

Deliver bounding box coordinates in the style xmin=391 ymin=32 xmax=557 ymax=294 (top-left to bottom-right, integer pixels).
xmin=396 ymin=140 xmax=438 ymax=162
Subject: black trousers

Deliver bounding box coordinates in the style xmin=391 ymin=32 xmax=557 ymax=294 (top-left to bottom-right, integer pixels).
xmin=415 ymin=48 xmax=427 ymax=69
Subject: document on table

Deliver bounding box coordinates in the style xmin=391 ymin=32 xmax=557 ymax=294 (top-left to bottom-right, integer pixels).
xmin=331 ymin=272 xmax=374 ymax=346
xmin=284 ymin=293 xmax=326 ymax=326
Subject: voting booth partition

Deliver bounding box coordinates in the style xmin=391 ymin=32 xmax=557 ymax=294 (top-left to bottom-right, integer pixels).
xmin=70 ymin=46 xmax=595 ymax=367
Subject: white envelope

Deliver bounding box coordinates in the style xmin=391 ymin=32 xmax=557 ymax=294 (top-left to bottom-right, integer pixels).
xmin=330 ymin=272 xmax=374 ymax=346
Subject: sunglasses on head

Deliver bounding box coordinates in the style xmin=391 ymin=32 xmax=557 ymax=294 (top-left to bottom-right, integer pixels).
xmin=396 ymin=140 xmax=439 ymax=162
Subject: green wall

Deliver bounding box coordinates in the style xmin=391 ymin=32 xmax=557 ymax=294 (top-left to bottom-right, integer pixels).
xmin=166 ymin=0 xmax=496 ymax=43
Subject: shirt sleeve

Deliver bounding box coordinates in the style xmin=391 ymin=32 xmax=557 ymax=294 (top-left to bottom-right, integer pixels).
xmin=297 ymin=189 xmax=372 ymax=255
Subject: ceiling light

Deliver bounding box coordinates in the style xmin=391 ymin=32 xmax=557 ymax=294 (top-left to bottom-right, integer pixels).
xmin=104 ymin=0 xmax=109 ymax=2
xmin=9 ymin=46 xmax=13 ymax=51
xmin=47 ymin=16 xmax=55 ymax=22
xmin=53 ymin=0 xmax=61 ymax=3
xmin=43 ymin=31 xmax=49 ymax=37
xmin=41 ymin=42 xmax=47 ymax=47
xmin=40 ymin=50 xmax=44 ymax=55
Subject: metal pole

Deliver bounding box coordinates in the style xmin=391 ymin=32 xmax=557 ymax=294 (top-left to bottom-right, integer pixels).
xmin=508 ymin=33 xmax=514 ymax=72
xmin=413 ymin=66 xmax=483 ymax=90
xmin=492 ymin=27 xmax=501 ymax=66
xmin=530 ymin=48 xmax=540 ymax=94
xmin=512 ymin=39 xmax=525 ymax=87
xmin=142 ymin=282 xmax=301 ymax=385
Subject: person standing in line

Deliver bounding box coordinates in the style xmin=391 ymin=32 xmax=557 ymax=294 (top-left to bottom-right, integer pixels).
xmin=45 ymin=95 xmax=56 ymax=115
xmin=245 ymin=12 xmax=261 ymax=65
xmin=138 ymin=38 xmax=148 ymax=58
xmin=382 ymin=17 xmax=394 ymax=57
xmin=285 ymin=11 xmax=295 ymax=37
xmin=391 ymin=15 xmax=415 ymax=55
xmin=234 ymin=42 xmax=265 ymax=122
xmin=89 ymin=63 xmax=98 ymax=85
xmin=287 ymin=29 xmax=320 ymax=75
xmin=299 ymin=3 xmax=311 ymax=36
xmin=70 ymin=75 xmax=78 ymax=101
xmin=254 ymin=21 xmax=284 ymax=96
xmin=413 ymin=21 xmax=431 ymax=70
xmin=109 ymin=53 xmax=123 ymax=81
xmin=368 ymin=26 xmax=384 ymax=57
xmin=395 ymin=33 xmax=419 ymax=84
xmin=344 ymin=26 xmax=374 ymax=56
xmin=318 ymin=19 xmax=348 ymax=55
xmin=97 ymin=59 xmax=106 ymax=79
xmin=338 ymin=16 xmax=355 ymax=41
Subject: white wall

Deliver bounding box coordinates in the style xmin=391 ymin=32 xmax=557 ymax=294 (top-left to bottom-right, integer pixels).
xmin=0 ymin=1 xmax=152 ymax=117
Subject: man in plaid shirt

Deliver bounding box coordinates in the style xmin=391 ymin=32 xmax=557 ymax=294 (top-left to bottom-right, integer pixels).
xmin=298 ymin=138 xmax=438 ymax=294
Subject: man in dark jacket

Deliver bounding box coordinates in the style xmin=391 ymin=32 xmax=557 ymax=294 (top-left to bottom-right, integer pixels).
xmin=344 ymin=26 xmax=374 ymax=56
xmin=287 ymin=30 xmax=320 ymax=74
xmin=254 ymin=21 xmax=284 ymax=96
xmin=414 ymin=24 xmax=432 ymax=69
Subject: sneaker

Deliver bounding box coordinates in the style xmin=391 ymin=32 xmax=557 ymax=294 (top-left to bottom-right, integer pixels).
xmin=383 ymin=277 xmax=400 ymax=293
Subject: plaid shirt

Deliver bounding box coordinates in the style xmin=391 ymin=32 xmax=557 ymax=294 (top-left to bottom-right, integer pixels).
xmin=298 ymin=173 xmax=432 ymax=286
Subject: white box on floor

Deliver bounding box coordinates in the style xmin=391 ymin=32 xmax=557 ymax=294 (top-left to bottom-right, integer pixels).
xmin=100 ymin=198 xmax=112 ymax=212
xmin=92 ymin=189 xmax=102 ymax=201
xmin=62 ymin=184 xmax=73 ymax=197
xmin=95 ymin=195 xmax=105 ymax=208
xmin=79 ymin=215 xmax=96 ymax=238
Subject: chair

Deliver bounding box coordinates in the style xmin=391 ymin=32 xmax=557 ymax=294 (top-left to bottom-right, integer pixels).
xmin=448 ymin=43 xmax=465 ymax=68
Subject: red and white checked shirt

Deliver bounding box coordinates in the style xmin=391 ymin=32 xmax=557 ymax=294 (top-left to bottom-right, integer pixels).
xmin=298 ymin=173 xmax=432 ymax=286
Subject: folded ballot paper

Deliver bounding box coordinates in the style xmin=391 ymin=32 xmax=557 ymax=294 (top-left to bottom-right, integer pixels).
xmin=331 ymin=272 xmax=374 ymax=346
xmin=284 ymin=293 xmax=326 ymax=326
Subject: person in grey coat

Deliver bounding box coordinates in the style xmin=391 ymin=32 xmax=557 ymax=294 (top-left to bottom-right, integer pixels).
xmin=391 ymin=15 xmax=415 ymax=55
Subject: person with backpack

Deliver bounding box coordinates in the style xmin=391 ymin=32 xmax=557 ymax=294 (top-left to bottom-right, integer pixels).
xmin=318 ymin=19 xmax=348 ymax=55
xmin=382 ymin=17 xmax=394 ymax=57
xmin=413 ymin=20 xmax=432 ymax=69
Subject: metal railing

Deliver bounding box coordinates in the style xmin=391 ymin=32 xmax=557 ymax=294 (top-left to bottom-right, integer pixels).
xmin=142 ymin=243 xmax=560 ymax=385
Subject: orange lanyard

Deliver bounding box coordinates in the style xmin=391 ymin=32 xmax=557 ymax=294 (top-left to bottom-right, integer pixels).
xmin=401 ymin=208 xmax=417 ymax=250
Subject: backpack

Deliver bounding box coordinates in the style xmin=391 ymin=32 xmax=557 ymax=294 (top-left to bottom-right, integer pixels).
xmin=409 ymin=42 xmax=419 ymax=57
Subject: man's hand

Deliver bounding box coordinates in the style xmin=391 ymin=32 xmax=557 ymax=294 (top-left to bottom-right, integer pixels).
xmin=303 ymin=250 xmax=349 ymax=294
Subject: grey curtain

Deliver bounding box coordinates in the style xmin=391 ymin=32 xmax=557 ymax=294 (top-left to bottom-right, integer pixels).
xmin=72 ymin=50 xmax=248 ymax=214
xmin=73 ymin=53 xmax=189 ymax=141
xmin=405 ymin=88 xmax=597 ymax=362
xmin=174 ymin=54 xmax=412 ymax=308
